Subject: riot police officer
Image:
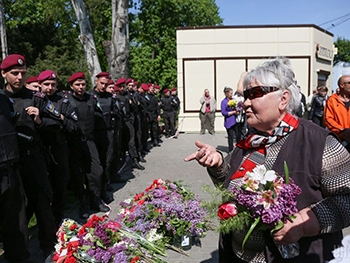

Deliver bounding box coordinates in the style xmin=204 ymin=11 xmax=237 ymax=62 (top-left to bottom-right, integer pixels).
xmin=0 ymin=92 xmax=31 ymax=262
xmin=37 ymin=70 xmax=79 ymax=225
xmin=160 ymin=88 xmax=176 ymax=137
xmin=1 ymin=54 xmax=60 ymax=258
xmin=65 ymin=72 xmax=109 ymax=219
xmin=88 ymin=72 xmax=118 ymax=203
xmin=117 ymin=78 xmax=145 ymax=170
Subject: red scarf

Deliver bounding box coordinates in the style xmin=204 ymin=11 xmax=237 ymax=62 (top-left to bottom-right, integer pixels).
xmin=231 ymin=113 xmax=299 ymax=179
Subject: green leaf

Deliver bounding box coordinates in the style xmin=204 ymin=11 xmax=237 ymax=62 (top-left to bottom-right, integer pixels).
xmin=242 ymin=217 xmax=260 ymax=250
xmin=284 ymin=161 xmax=290 ymax=184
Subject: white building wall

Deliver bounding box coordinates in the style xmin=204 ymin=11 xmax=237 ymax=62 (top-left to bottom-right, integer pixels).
xmin=176 ymin=25 xmax=334 ymax=133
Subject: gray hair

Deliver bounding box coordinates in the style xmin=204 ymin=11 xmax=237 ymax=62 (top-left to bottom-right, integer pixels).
xmin=243 ymin=57 xmax=300 ymax=114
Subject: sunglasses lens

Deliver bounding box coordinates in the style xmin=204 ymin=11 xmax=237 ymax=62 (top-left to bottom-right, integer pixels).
xmin=244 ymin=86 xmax=278 ymax=100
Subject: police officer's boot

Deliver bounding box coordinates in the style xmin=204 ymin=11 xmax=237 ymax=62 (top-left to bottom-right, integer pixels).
xmin=153 ymin=139 xmax=160 ymax=147
xmin=138 ymin=151 xmax=146 ymax=163
xmin=91 ymin=196 xmax=110 ymax=213
xmin=132 ymin=158 xmax=145 ymax=170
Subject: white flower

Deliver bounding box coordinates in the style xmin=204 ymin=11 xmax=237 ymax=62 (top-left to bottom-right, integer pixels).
xmin=146 ymin=228 xmax=163 ymax=242
xmin=123 ymin=198 xmax=132 ymax=204
xmin=249 ymin=165 xmax=277 ymax=185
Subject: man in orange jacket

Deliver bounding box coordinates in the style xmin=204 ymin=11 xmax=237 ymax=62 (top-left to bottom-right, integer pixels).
xmin=324 ymin=75 xmax=350 ymax=151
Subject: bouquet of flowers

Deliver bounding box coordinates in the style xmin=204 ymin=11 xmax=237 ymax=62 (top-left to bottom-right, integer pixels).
xmin=117 ymin=179 xmax=209 ymax=251
xmin=227 ymin=95 xmax=245 ymax=122
xmin=53 ymin=215 xmax=167 ymax=263
xmin=213 ymin=163 xmax=302 ymax=259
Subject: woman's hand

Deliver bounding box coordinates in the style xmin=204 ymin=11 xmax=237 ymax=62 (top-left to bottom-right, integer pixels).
xmin=229 ymin=110 xmax=236 ymax=116
xmin=272 ymin=208 xmax=320 ymax=245
xmin=184 ymin=141 xmax=223 ymax=167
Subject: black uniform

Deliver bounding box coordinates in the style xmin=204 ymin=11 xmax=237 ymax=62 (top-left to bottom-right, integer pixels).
xmin=120 ymin=91 xmax=144 ymax=170
xmin=160 ymin=95 xmax=176 ymax=137
xmin=110 ymin=94 xmax=124 ymax=180
xmin=147 ymin=92 xmax=161 ymax=146
xmin=139 ymin=93 xmax=150 ymax=152
xmin=1 ymin=87 xmax=61 ymax=257
xmin=0 ymin=93 xmax=30 ymax=262
xmin=41 ymin=91 xmax=79 ymax=224
xmin=171 ymin=94 xmax=180 ymax=130
xmin=66 ymin=92 xmax=108 ymax=217
xmin=88 ymin=89 xmax=117 ymax=201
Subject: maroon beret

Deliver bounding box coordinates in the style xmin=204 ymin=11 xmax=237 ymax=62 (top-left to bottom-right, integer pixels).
xmin=113 ymin=84 xmax=120 ymax=91
xmin=108 ymin=79 xmax=114 ymax=85
xmin=171 ymin=88 xmax=177 ymax=92
xmin=68 ymin=72 xmax=85 ymax=83
xmin=126 ymin=78 xmax=134 ymax=84
xmin=37 ymin=70 xmax=58 ymax=82
xmin=115 ymin=78 xmax=126 ymax=86
xmin=140 ymin=83 xmax=149 ymax=91
xmin=96 ymin=72 xmax=110 ymax=79
xmin=1 ymin=54 xmax=26 ymax=70
xmin=134 ymin=81 xmax=139 ymax=86
xmin=154 ymin=85 xmax=160 ymax=90
xmin=163 ymin=88 xmax=169 ymax=93
xmin=26 ymin=76 xmax=38 ymax=84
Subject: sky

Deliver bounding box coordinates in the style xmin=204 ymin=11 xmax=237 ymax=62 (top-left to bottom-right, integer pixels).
xmin=215 ymin=0 xmax=350 ymax=40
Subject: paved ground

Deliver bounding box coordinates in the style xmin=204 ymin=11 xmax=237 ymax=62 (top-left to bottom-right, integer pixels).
xmin=1 ymin=132 xmax=350 ymax=263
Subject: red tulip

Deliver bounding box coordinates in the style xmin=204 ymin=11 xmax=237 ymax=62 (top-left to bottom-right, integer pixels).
xmin=218 ymin=202 xmax=238 ymax=220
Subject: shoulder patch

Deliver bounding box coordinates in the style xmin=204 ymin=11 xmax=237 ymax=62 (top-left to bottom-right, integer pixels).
xmin=70 ymin=111 xmax=78 ymax=121
xmin=46 ymin=101 xmax=60 ymax=117
xmin=62 ymin=98 xmax=69 ymax=104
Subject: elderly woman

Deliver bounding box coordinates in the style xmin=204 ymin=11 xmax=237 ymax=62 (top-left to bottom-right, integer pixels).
xmin=185 ymin=58 xmax=350 ymax=262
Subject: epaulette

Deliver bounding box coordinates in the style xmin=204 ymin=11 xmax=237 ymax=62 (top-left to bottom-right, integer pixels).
xmin=33 ymin=91 xmax=46 ymax=98
xmin=90 ymin=94 xmax=97 ymax=99
xmin=62 ymin=97 xmax=69 ymax=104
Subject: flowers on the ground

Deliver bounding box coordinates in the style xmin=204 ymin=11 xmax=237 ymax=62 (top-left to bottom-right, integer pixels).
xmin=53 ymin=179 xmax=209 ymax=262
xmin=53 ymin=215 xmax=167 ymax=263
xmin=216 ymin=163 xmax=302 ymax=249
xmin=117 ymin=179 xmax=208 ymax=248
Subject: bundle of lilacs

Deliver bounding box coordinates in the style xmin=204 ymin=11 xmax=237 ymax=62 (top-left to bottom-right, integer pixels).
xmin=117 ymin=179 xmax=209 ymax=250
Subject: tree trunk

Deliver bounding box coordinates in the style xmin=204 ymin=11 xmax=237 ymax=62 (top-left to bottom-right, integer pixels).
xmin=0 ymin=0 xmax=8 ymax=60
xmin=103 ymin=0 xmax=129 ymax=80
xmin=71 ymin=0 xmax=101 ymax=85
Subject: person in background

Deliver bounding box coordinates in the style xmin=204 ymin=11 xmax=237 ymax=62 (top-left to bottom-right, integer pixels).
xmin=138 ymin=83 xmax=150 ymax=154
xmin=324 ymin=75 xmax=350 ymax=152
xmin=199 ymin=89 xmax=216 ymax=135
xmin=0 ymin=93 xmax=31 ymax=263
xmin=308 ymin=86 xmax=328 ymax=127
xmin=25 ymin=75 xmax=40 ymax=92
xmin=295 ymin=85 xmax=306 ymax=118
xmin=147 ymin=84 xmax=161 ymax=147
xmin=221 ymin=87 xmax=239 ymax=152
xmin=170 ymin=87 xmax=180 ymax=133
xmin=106 ymin=79 xmax=115 ymax=94
xmin=160 ymin=88 xmax=176 ymax=138
xmin=185 ymin=57 xmax=350 ymax=263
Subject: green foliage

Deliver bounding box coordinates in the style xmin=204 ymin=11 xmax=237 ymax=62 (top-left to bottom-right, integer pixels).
xmin=129 ymin=0 xmax=223 ymax=87
xmin=334 ymin=37 xmax=350 ymax=64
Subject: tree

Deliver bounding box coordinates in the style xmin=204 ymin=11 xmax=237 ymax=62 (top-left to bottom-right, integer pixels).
xmin=0 ymin=0 xmax=8 ymax=59
xmin=129 ymin=0 xmax=223 ymax=87
xmin=71 ymin=0 xmax=101 ymax=84
xmin=103 ymin=0 xmax=129 ymax=80
xmin=334 ymin=37 xmax=350 ymax=65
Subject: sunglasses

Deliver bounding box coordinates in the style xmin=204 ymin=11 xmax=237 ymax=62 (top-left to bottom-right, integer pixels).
xmin=243 ymin=86 xmax=279 ymax=100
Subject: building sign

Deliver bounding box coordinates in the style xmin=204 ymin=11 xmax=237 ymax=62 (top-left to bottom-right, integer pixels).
xmin=316 ymin=44 xmax=333 ymax=61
